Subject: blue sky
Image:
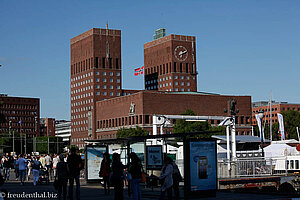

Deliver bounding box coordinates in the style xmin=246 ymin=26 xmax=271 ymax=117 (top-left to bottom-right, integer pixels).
xmin=1 ymin=0 xmax=300 ymax=120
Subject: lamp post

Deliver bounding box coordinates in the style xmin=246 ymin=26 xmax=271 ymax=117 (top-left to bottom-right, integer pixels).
xmin=258 ymin=110 xmax=264 ymax=157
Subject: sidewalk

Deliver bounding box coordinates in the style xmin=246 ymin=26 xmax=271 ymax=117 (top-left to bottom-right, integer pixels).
xmin=0 ymin=172 xmax=294 ymax=200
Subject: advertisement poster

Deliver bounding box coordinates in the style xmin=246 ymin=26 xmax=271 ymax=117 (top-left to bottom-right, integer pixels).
xmin=86 ymin=146 xmax=107 ymax=180
xmin=189 ymin=141 xmax=216 ymax=191
xmin=146 ymin=146 xmax=163 ymax=170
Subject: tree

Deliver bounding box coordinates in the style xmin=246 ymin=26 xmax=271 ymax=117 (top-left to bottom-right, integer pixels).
xmin=273 ymin=110 xmax=300 ymax=140
xmin=254 ymin=110 xmax=300 ymax=141
xmin=117 ymin=126 xmax=148 ymax=138
xmin=173 ymin=109 xmax=225 ymax=138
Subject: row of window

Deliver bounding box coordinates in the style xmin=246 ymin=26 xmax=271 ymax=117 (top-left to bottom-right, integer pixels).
xmin=71 ymin=99 xmax=93 ymax=108
xmin=71 ymin=137 xmax=88 ymax=143
xmin=253 ymin=107 xmax=300 ymax=113
xmin=95 ymin=78 xmax=120 ymax=83
xmin=0 ymin=128 xmax=35 ymax=133
xmin=71 ymin=92 xmax=93 ymax=101
xmin=71 ymin=71 xmax=93 ymax=82
xmin=146 ymin=62 xmax=196 ymax=75
xmin=95 ymin=71 xmax=120 ymax=76
xmin=71 ymin=78 xmax=93 ymax=88
xmin=145 ymin=86 xmax=191 ymax=92
xmin=0 ymin=110 xmax=37 ymax=115
xmin=71 ymin=106 xmax=93 ymax=114
xmin=95 ymin=92 xmax=120 ymax=96
xmin=72 ymin=85 xmax=93 ymax=95
xmin=0 ymin=104 xmax=37 ymax=110
xmin=71 ymin=57 xmax=120 ymax=75
xmin=97 ymin=115 xmax=151 ymax=129
xmin=287 ymin=160 xmax=300 ymax=170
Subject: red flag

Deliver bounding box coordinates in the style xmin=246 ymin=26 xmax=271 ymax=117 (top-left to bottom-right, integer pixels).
xmin=134 ymin=66 xmax=144 ymax=76
xmin=134 ymin=67 xmax=140 ymax=76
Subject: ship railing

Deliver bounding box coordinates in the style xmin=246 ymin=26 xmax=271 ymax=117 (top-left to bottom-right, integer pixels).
xmin=218 ymin=157 xmax=288 ymax=178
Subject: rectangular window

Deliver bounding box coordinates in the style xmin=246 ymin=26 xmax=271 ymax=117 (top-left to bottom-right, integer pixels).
xmin=186 ymin=63 xmax=189 ymax=73
xmin=173 ymin=62 xmax=176 ymax=72
xmin=116 ymin=58 xmax=119 ymax=69
xmin=102 ymin=57 xmax=105 ymax=68
xmin=180 ymin=63 xmax=182 ymax=72
xmin=109 ymin=58 xmax=112 ymax=69
xmin=95 ymin=57 xmax=98 ymax=68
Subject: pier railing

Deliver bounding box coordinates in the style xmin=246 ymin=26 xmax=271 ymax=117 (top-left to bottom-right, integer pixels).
xmin=218 ymin=157 xmax=288 ymax=178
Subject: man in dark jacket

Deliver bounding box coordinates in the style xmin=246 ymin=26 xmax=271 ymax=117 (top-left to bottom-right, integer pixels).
xmin=57 ymin=155 xmax=68 ymax=200
xmin=67 ymin=147 xmax=83 ymax=200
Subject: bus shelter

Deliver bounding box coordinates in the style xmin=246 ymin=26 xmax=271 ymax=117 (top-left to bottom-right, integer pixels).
xmin=84 ymin=131 xmax=219 ymax=198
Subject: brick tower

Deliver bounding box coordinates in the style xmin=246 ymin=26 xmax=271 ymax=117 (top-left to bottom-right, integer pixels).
xmin=70 ymin=26 xmax=122 ymax=148
xmin=144 ymin=30 xmax=197 ymax=92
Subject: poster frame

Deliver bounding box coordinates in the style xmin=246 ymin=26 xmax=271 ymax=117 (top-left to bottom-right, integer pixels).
xmin=184 ymin=138 xmax=217 ymax=198
xmin=146 ymin=145 xmax=163 ymax=170
xmin=85 ymin=144 xmax=108 ymax=183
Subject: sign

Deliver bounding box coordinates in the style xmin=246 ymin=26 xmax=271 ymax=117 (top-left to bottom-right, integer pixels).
xmin=86 ymin=146 xmax=107 ymax=181
xmin=146 ymin=145 xmax=163 ymax=170
xmin=187 ymin=140 xmax=217 ymax=193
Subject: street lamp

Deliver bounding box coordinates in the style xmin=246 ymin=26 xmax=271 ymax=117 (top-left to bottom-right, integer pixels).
xmin=258 ymin=110 xmax=264 ymax=157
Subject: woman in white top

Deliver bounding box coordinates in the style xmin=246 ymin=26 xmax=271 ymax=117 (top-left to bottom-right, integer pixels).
xmin=159 ymin=157 xmax=173 ymax=200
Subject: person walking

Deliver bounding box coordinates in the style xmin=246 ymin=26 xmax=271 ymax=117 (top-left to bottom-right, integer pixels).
xmin=67 ymin=147 xmax=83 ymax=200
xmin=31 ymin=156 xmax=41 ymax=186
xmin=16 ymin=154 xmax=27 ymax=185
xmin=26 ymin=155 xmax=32 ymax=181
xmin=111 ymin=153 xmax=125 ymax=200
xmin=128 ymin=152 xmax=142 ymax=200
xmin=39 ymin=155 xmax=46 ymax=169
xmin=13 ymin=155 xmax=19 ymax=180
xmin=99 ymin=152 xmax=111 ymax=195
xmin=3 ymin=157 xmax=10 ymax=181
xmin=52 ymin=154 xmax=59 ymax=178
xmin=45 ymin=154 xmax=53 ymax=180
xmin=159 ymin=157 xmax=173 ymax=200
xmin=56 ymin=155 xmax=68 ymax=200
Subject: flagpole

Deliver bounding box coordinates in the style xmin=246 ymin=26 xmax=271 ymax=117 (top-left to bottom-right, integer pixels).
xmin=20 ymin=122 xmax=22 ymax=155
xmin=270 ymin=92 xmax=272 ymax=142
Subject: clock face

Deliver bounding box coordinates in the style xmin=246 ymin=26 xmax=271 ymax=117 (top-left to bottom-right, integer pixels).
xmin=174 ymin=46 xmax=188 ymax=61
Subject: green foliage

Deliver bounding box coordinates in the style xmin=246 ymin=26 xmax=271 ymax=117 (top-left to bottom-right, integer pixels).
xmin=117 ymin=126 xmax=148 ymax=138
xmin=254 ymin=110 xmax=300 ymax=140
xmin=36 ymin=136 xmax=64 ymax=154
xmin=173 ymin=109 xmax=225 ymax=138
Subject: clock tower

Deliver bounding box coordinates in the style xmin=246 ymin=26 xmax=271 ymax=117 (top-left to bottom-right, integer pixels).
xmin=144 ymin=31 xmax=197 ymax=92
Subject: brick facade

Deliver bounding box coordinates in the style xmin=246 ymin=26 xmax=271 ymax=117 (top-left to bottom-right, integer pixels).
xmin=95 ymin=91 xmax=252 ymax=139
xmin=0 ymin=95 xmax=40 ymax=137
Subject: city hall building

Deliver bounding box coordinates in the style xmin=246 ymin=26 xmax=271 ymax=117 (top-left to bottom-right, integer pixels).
xmin=70 ymin=27 xmax=252 ymax=148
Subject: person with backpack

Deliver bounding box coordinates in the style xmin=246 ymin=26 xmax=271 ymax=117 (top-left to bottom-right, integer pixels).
xmin=99 ymin=152 xmax=111 ymax=195
xmin=171 ymin=159 xmax=182 ymax=200
xmin=67 ymin=147 xmax=84 ymax=200
xmin=128 ymin=152 xmax=142 ymax=200
xmin=159 ymin=157 xmax=173 ymax=200
xmin=31 ymin=156 xmax=41 ymax=186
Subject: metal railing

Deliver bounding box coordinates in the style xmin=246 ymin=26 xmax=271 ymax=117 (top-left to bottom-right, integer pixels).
xmin=218 ymin=157 xmax=288 ymax=178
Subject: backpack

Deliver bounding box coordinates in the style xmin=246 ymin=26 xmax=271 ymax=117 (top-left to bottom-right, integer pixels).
xmin=172 ymin=162 xmax=182 ymax=181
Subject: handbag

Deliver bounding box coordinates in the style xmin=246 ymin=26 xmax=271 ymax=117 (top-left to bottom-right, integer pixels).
xmin=141 ymin=172 xmax=146 ymax=183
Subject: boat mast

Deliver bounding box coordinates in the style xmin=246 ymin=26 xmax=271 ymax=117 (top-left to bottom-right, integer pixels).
xmin=270 ymin=92 xmax=272 ymax=142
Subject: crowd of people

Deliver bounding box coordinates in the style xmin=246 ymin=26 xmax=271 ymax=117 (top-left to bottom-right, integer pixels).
xmin=0 ymin=147 xmax=84 ymax=200
xmin=99 ymin=152 xmax=182 ymax=200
